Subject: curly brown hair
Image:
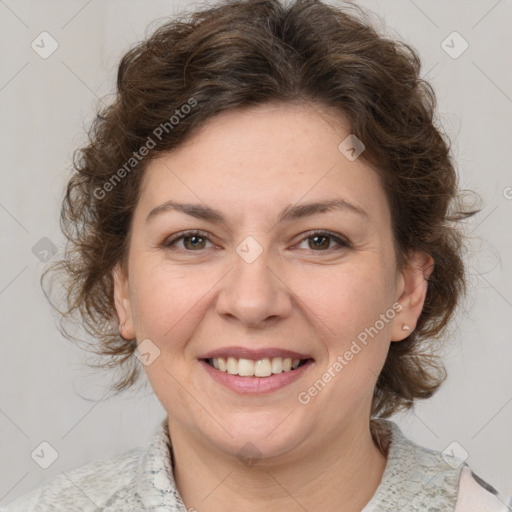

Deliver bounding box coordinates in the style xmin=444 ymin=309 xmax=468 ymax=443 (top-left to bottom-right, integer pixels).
xmin=42 ymin=0 xmax=480 ymax=429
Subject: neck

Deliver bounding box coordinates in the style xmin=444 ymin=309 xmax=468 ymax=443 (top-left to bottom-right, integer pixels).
xmin=168 ymin=418 xmax=387 ymax=512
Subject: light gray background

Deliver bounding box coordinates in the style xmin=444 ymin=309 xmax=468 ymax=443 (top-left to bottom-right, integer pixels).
xmin=1 ymin=0 xmax=511 ymax=506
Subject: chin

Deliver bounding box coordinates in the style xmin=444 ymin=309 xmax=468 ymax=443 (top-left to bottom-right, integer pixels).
xmin=201 ymin=411 xmax=311 ymax=463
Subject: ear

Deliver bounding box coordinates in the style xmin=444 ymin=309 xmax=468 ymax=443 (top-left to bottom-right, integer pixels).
xmin=112 ymin=262 xmax=136 ymax=340
xmin=391 ymin=250 xmax=434 ymax=342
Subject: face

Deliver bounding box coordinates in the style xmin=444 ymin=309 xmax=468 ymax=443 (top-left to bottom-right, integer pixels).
xmin=113 ymin=102 xmax=432 ymax=462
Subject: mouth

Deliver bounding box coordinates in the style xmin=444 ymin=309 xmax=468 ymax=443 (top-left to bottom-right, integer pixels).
xmin=202 ymin=356 xmax=313 ymax=377
xmin=197 ymin=346 xmax=315 ymax=393
xmin=198 ymin=352 xmax=315 ymax=394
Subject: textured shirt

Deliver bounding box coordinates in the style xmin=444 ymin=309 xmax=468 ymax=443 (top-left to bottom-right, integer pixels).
xmin=2 ymin=416 xmax=510 ymax=511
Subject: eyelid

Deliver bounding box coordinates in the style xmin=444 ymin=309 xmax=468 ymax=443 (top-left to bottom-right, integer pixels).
xmin=293 ymin=229 xmax=351 ymax=250
xmin=163 ymin=229 xmax=214 ymax=248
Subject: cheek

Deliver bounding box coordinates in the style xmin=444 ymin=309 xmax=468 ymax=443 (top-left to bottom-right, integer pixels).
xmin=294 ymin=260 xmax=394 ymax=340
xmin=293 ymin=260 xmax=394 ymax=402
xmin=129 ymin=259 xmax=210 ymax=343
xmin=128 ymin=262 xmax=212 ymax=408
xmin=295 ymin=271 xmax=392 ymax=422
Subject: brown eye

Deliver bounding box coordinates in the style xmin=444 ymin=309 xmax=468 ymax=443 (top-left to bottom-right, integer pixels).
xmin=164 ymin=230 xmax=213 ymax=251
xmin=182 ymin=234 xmax=206 ymax=250
xmin=308 ymin=234 xmax=330 ymax=250
xmin=298 ymin=231 xmax=351 ymax=252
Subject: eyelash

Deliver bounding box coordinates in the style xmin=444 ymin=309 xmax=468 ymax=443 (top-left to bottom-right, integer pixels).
xmin=163 ymin=229 xmax=351 ymax=253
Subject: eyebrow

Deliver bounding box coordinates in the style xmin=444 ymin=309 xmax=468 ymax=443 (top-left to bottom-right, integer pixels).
xmin=146 ymin=198 xmax=369 ymax=225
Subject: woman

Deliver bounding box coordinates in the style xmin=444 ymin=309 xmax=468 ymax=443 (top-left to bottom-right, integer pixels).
xmin=3 ymin=0 xmax=510 ymax=510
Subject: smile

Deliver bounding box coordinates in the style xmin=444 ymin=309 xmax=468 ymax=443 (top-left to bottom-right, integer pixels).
xmin=199 ymin=357 xmax=315 ymax=394
xmin=205 ymin=356 xmax=310 ymax=377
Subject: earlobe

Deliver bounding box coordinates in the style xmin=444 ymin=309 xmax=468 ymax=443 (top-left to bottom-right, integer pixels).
xmin=391 ymin=250 xmax=434 ymax=342
xmin=112 ymin=263 xmax=135 ymax=340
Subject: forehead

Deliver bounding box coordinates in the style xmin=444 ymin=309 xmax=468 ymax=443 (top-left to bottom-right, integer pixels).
xmin=136 ymin=102 xmax=390 ymax=227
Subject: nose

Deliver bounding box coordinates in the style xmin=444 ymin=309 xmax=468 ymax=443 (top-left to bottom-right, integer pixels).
xmin=215 ymin=248 xmax=293 ymax=328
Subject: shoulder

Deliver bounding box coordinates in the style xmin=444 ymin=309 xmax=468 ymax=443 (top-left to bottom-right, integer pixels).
xmin=394 ymin=425 xmax=512 ymax=511
xmin=365 ymin=419 xmax=511 ymax=512
xmin=0 ymin=446 xmax=143 ymax=511
xmin=454 ymin=465 xmax=512 ymax=512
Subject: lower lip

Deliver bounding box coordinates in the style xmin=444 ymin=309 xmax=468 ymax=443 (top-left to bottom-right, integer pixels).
xmin=199 ymin=359 xmax=314 ymax=394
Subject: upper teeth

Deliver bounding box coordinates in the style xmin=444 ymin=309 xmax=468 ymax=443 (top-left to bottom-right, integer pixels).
xmin=210 ymin=357 xmax=302 ymax=377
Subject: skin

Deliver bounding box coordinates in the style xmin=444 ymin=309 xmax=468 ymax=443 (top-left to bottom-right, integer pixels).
xmin=113 ymin=102 xmax=434 ymax=512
